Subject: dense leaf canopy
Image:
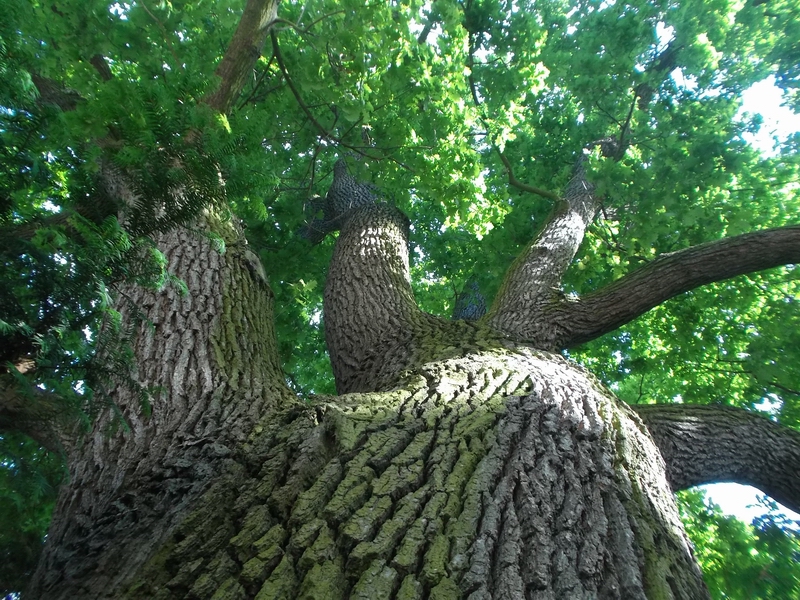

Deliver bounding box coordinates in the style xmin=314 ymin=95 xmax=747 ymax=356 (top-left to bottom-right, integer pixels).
xmin=1 ymin=0 xmax=799 ymax=596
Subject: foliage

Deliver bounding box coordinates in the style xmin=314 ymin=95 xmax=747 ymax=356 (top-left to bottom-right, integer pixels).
xmin=0 ymin=433 xmax=64 ymax=595
xmin=678 ymin=489 xmax=800 ymax=599
xmin=1 ymin=0 xmax=799 ymax=595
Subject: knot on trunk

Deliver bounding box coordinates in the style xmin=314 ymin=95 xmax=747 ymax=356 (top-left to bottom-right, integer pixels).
xmin=299 ymin=159 xmax=382 ymax=244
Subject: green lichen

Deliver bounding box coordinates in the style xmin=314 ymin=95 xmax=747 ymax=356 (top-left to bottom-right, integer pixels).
xmin=297 ymin=559 xmax=346 ymax=599
xmin=421 ymin=533 xmax=451 ymax=585
xmin=229 ymin=504 xmax=273 ymax=562
xmin=210 ymin=577 xmax=246 ymax=600
xmin=341 ymin=495 xmax=394 ymax=545
xmin=298 ymin=521 xmax=337 ymax=572
xmin=349 ymin=484 xmax=431 ymax=570
xmin=253 ymin=524 xmax=287 ymax=554
xmin=429 ymin=576 xmax=460 ymax=599
xmin=350 ymin=559 xmax=398 ymax=599
xmin=255 ymin=554 xmax=297 ymax=600
xmin=396 ymin=575 xmax=423 ymax=600
xmin=289 ymin=458 xmax=343 ymax=521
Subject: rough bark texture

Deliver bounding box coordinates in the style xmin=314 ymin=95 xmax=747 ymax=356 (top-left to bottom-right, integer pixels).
xmin=204 ymin=0 xmax=280 ymax=114
xmin=28 ymin=215 xmax=293 ymax=599
xmin=28 ymin=153 xmax=800 ymax=597
xmin=551 ymin=225 xmax=800 ymax=349
xmin=117 ymin=348 xmax=707 ymax=600
xmin=486 ymin=153 xmax=602 ymax=348
xmin=635 ymin=404 xmax=800 ymax=514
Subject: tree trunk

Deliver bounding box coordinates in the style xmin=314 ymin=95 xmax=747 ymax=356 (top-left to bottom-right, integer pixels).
xmin=29 ymin=195 xmax=718 ymax=598
xmin=28 ymin=215 xmax=293 ymax=599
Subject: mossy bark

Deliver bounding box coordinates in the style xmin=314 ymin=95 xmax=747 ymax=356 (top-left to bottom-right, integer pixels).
xmin=31 ymin=201 xmax=713 ymax=598
xmin=120 ymin=347 xmax=708 ymax=599
xmin=28 ymin=216 xmax=293 ymax=599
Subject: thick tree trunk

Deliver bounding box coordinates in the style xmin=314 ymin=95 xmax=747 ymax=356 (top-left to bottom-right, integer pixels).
xmin=53 ymin=347 xmax=705 ymax=600
xmin=29 ymin=205 xmax=714 ymax=599
xmin=28 ymin=215 xmax=293 ymax=599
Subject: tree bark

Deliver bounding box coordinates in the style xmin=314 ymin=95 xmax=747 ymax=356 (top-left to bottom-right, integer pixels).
xmin=28 ymin=215 xmax=294 ymax=598
xmin=634 ymin=404 xmax=800 ymax=514
xmin=29 ymin=192 xmax=724 ymax=599
xmin=28 ymin=136 xmax=800 ymax=598
xmin=100 ymin=348 xmax=709 ymax=600
xmin=204 ymin=0 xmax=281 ymax=114
xmin=551 ymin=225 xmax=800 ymax=349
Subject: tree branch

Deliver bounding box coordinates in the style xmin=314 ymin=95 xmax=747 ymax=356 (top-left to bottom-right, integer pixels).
xmin=31 ymin=74 xmax=82 ymax=111
xmin=486 ymin=140 xmax=621 ymax=342
xmin=271 ymin=33 xmax=409 ymax=168
xmin=0 ymin=376 xmax=67 ymax=454
xmin=495 ymin=151 xmax=561 ymax=202
xmin=204 ymin=0 xmax=280 ymax=114
xmin=550 ymin=224 xmax=800 ymax=349
xmin=634 ymin=403 xmax=800 ymax=515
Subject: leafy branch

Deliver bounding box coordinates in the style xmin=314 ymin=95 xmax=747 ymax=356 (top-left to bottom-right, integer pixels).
xmin=271 ymin=32 xmax=411 ymax=169
xmin=465 ymin=33 xmax=560 ymax=202
xmin=551 ymin=225 xmax=800 ymax=348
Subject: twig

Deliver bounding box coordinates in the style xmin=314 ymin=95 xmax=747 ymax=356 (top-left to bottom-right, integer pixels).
xmin=238 ymin=53 xmax=278 ymax=109
xmin=268 ymin=10 xmax=347 ymax=35
xmin=139 ymin=1 xmax=183 ymax=69
xmin=271 ymin=32 xmax=412 ymax=171
xmin=466 ymin=34 xmax=560 ymax=202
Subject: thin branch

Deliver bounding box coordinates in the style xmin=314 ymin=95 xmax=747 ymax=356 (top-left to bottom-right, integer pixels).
xmin=271 ymin=32 xmax=412 ymax=171
xmin=634 ymin=403 xmax=800 ymax=514
xmin=552 ymin=225 xmax=800 ymax=349
xmin=237 ymin=52 xmax=275 ymax=107
xmin=268 ymin=10 xmax=346 ymax=35
xmin=617 ymin=92 xmax=637 ymax=151
xmin=139 ymin=1 xmax=182 ymax=68
xmin=465 ymin=34 xmax=559 ymax=202
xmin=496 ymin=151 xmax=561 ymax=202
xmin=770 ymin=381 xmax=800 ymax=396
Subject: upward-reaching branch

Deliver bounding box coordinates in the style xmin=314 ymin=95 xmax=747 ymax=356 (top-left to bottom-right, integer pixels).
xmin=545 ymin=224 xmax=800 ymax=349
xmin=204 ymin=0 xmax=280 ymax=114
xmin=324 ymin=203 xmax=423 ymax=393
xmin=465 ymin=33 xmax=559 ymax=203
xmin=486 ymin=140 xmax=619 ymax=342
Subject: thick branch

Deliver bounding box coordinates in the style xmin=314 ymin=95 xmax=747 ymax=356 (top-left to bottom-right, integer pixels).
xmin=204 ymin=0 xmax=280 ymax=114
xmin=634 ymin=404 xmax=800 ymax=515
xmin=324 ymin=204 xmax=422 ymax=393
xmin=31 ymin=74 xmax=82 ymax=111
xmin=486 ymin=151 xmax=606 ymax=340
xmin=549 ymin=225 xmax=800 ymax=348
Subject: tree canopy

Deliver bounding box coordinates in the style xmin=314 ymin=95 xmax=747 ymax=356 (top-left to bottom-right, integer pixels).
xmin=1 ymin=0 xmax=799 ymax=596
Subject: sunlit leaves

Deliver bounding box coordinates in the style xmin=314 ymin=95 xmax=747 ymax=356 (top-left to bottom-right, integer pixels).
xmin=678 ymin=489 xmax=800 ymax=599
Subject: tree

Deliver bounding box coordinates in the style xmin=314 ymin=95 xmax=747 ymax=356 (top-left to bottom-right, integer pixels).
xmin=1 ymin=0 xmax=799 ymax=597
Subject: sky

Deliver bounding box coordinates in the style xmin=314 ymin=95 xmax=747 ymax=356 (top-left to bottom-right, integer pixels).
xmin=700 ymin=77 xmax=800 ymax=527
